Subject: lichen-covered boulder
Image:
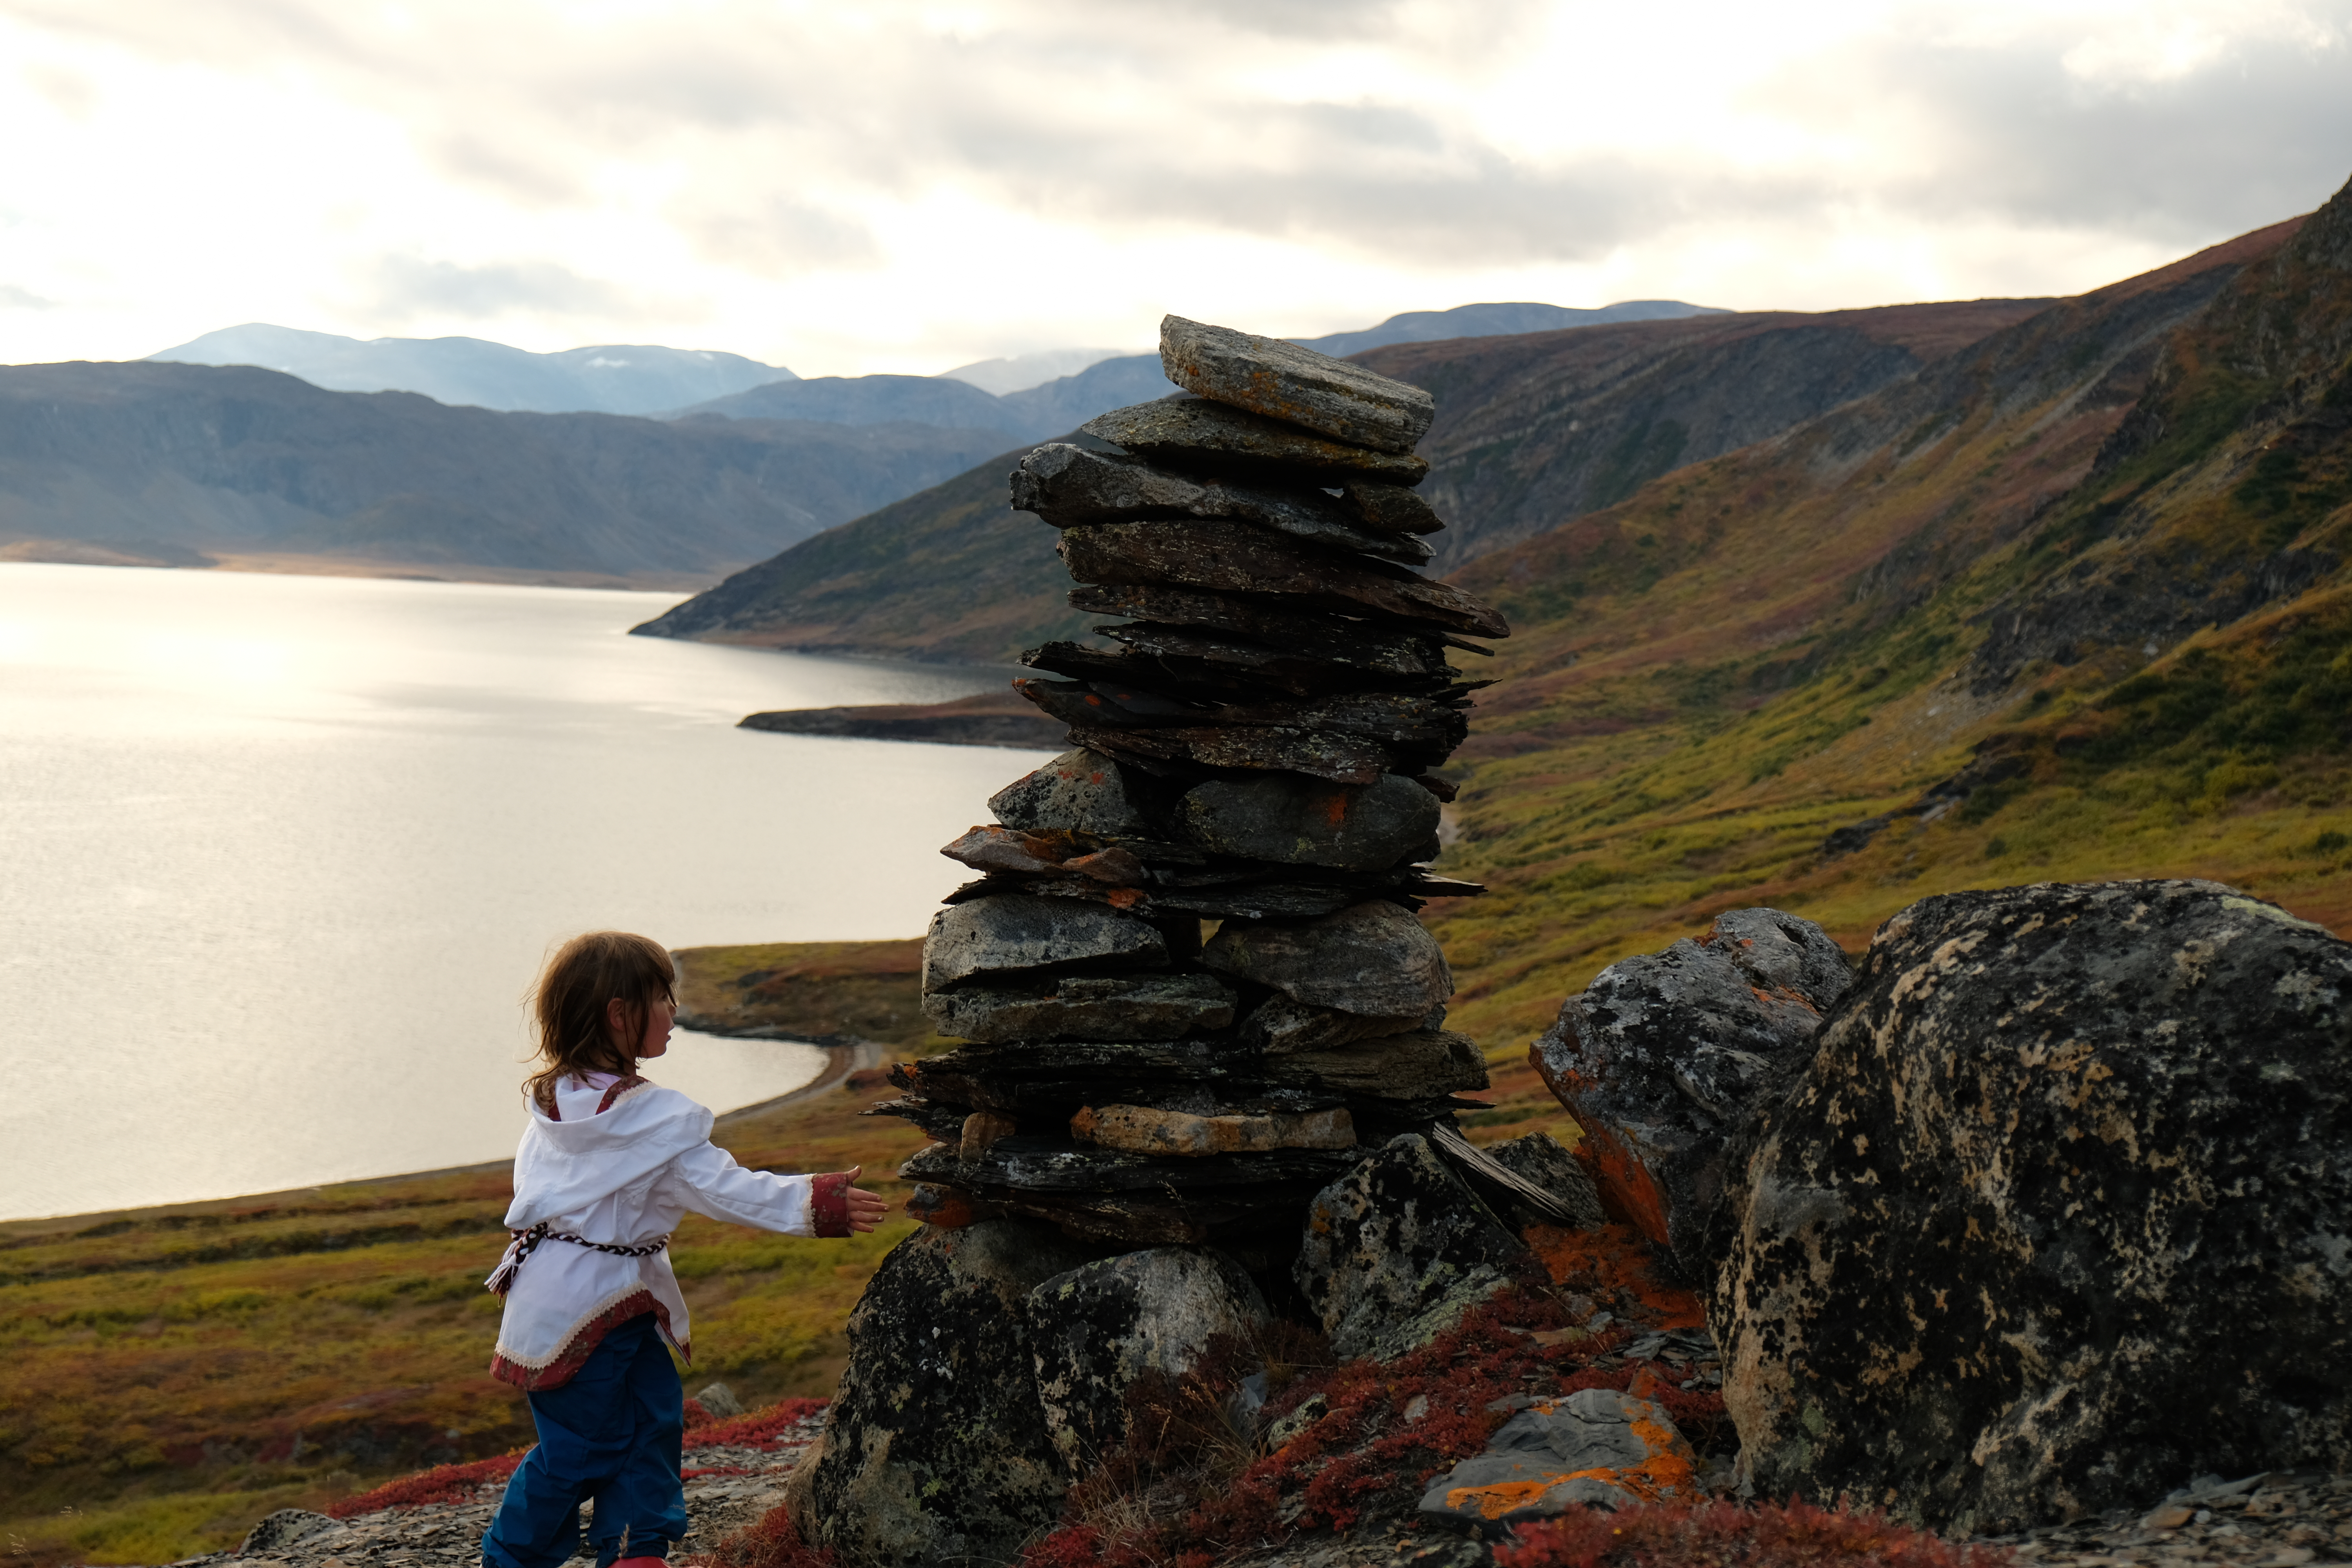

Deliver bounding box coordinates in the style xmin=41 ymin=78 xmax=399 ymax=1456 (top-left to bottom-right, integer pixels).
xmin=1295 ymin=1133 xmax=1534 ymax=1361
xmin=1026 ymin=1246 xmax=1268 ymax=1468
xmin=1531 ymin=907 xmax=1851 ymax=1277
xmin=784 ymin=1220 xmax=1099 ymax=1568
xmin=1717 ymin=879 xmax=2352 ymax=1535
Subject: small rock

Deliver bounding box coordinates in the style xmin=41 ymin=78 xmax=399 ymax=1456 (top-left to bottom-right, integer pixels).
xmin=1026 ymin=1246 xmax=1268 ymax=1468
xmin=924 ymin=972 xmax=1236 ymax=1043
xmin=1204 ymin=900 xmax=1452 ymax=1023
xmin=922 ymin=895 xmax=1168 ymax=990
xmin=989 ymin=748 xmax=1154 ymax=838
xmin=1178 ymin=771 xmax=1441 ymax=873
xmin=1080 ymin=396 xmax=1432 ymax=486
xmin=2144 ymin=1504 xmax=2197 ymax=1530
xmin=1341 ymin=480 xmax=1448 ymax=535
xmin=238 ymin=1512 xmax=339 ymax=1555
xmin=1160 ymin=314 xmax=1438 ymax=454
xmin=692 ymin=1381 xmax=744 ymax=1419
xmin=960 ymin=1111 xmax=1017 ymax=1163
xmin=1071 ymin=1103 xmax=1356 ymax=1156
xmin=1417 ymin=1388 xmax=1700 ymax=1526
xmin=1267 ymin=1392 xmax=1329 ymax=1450
xmin=1295 ymin=1133 xmax=1532 ymax=1361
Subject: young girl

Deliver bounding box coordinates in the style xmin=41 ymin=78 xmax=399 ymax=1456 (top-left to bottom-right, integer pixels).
xmin=480 ymin=931 xmax=886 ymax=1568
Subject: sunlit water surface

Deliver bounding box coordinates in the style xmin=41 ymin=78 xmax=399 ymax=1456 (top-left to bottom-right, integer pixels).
xmin=0 ymin=564 xmax=1050 ymax=1220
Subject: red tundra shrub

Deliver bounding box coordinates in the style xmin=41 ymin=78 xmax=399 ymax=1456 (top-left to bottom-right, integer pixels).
xmin=1495 ymin=1497 xmax=2016 ymax=1568
xmin=328 ymin=1454 xmax=526 ymax=1515
xmin=696 ymin=1503 xmax=839 ymax=1568
xmin=683 ymin=1396 xmax=830 ymax=1451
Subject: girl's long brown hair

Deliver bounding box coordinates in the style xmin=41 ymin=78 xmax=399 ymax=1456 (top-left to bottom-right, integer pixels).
xmin=525 ymin=931 xmax=676 ymax=1112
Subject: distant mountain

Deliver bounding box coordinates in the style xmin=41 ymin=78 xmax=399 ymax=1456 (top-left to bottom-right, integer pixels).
xmin=0 ymin=363 xmax=1007 ymax=578
xmin=146 ymin=324 xmax=797 ymax=416
xmin=1291 ymin=299 xmax=1724 ymax=358
xmin=673 ymin=374 xmax=1028 ymax=435
xmin=632 ymin=299 xmax=2042 ymax=661
xmin=667 ymin=300 xmax=1726 ymax=443
xmin=939 ymin=348 xmax=1136 ymax=396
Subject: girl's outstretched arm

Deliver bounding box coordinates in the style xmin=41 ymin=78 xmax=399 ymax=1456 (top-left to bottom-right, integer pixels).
xmin=661 ymin=1144 xmax=884 ymax=1238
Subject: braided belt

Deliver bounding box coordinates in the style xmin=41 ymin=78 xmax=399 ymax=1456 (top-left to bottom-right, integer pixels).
xmin=486 ymin=1221 xmax=670 ymax=1296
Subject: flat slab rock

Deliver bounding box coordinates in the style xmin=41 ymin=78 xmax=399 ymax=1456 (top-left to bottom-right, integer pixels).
xmin=1180 ymin=771 xmax=1441 ymax=873
xmin=923 ymin=894 xmax=1168 ymax=989
xmin=1011 ymin=443 xmax=1429 ymax=564
xmin=1082 ymin=396 xmax=1432 ymax=487
xmin=1717 ymin=879 xmax=2352 ymax=1536
xmin=1417 ymin=1387 xmax=1702 ymax=1527
xmin=1205 ymin=899 xmax=1454 ymax=1024
xmin=1160 ymin=314 xmax=1437 ymax=455
xmin=1072 ymin=1101 xmax=1357 ymax=1156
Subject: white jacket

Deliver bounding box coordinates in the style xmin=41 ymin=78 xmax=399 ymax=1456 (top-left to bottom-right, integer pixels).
xmin=487 ymin=1074 xmax=828 ymax=1390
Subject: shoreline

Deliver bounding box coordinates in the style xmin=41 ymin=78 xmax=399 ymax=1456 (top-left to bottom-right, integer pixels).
xmin=0 ymin=1038 xmax=886 ymax=1243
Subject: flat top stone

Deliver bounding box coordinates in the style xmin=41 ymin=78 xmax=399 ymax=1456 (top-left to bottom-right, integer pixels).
xmin=923 ymin=895 xmax=1169 ymax=990
xmin=1082 ymin=397 xmax=1430 ymax=486
xmin=1160 ymin=316 xmax=1437 ymax=456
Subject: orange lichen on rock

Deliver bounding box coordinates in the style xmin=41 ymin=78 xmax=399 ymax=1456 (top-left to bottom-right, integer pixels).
xmin=1523 ymin=1222 xmax=1706 ymax=1330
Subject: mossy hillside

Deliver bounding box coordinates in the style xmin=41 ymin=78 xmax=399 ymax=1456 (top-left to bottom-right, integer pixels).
xmin=673 ymin=937 xmax=935 ymax=1048
xmin=1424 ymin=202 xmax=2352 ymax=1054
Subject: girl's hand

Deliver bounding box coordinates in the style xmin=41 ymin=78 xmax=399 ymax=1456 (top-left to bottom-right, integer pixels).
xmin=839 ymin=1166 xmax=891 ymax=1234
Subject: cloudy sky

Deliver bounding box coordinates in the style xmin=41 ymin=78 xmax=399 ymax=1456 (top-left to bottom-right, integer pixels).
xmin=4 ymin=0 xmax=2349 ymax=377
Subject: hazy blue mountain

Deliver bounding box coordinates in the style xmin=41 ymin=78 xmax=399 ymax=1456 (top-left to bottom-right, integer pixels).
xmin=0 ymin=362 xmax=1007 ymax=578
xmin=996 ymin=354 xmax=1186 ymax=434
xmin=146 ymin=324 xmax=797 ymax=416
xmin=1292 ymin=300 xmax=1726 ymax=358
xmin=939 ymin=347 xmax=1136 ymax=395
xmin=675 ymin=373 xmax=1028 ymax=434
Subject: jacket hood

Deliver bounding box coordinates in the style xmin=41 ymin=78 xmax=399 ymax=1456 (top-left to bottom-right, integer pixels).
xmin=503 ymin=1082 xmax=714 ymax=1229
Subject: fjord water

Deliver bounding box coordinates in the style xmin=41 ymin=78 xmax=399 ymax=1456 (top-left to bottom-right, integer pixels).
xmin=0 ymin=564 xmax=1048 ymax=1221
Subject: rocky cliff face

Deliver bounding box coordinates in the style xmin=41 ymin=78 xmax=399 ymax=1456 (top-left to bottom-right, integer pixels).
xmin=0 ymin=363 xmax=1012 ymax=577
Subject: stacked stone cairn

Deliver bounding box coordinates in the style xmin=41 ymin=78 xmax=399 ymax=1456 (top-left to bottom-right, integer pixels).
xmin=875 ymin=314 xmax=1538 ymax=1262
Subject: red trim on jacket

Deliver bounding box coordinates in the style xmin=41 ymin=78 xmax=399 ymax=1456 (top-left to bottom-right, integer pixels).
xmin=811 ymin=1172 xmax=854 ymax=1238
xmin=490 ymin=1292 xmax=684 ymax=1392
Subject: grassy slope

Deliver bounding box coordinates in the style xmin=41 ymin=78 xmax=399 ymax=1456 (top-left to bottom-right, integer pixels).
xmin=0 ymin=1080 xmax=929 ymax=1568
xmin=1423 ymin=207 xmax=2352 ymax=1052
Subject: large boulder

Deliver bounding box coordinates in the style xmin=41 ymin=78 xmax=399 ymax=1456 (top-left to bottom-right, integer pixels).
xmin=784 ymin=1220 xmax=1100 ymax=1568
xmin=1205 ymin=900 xmax=1452 ymax=1031
xmin=1026 ymin=1246 xmax=1269 ymax=1468
xmin=1178 ymin=772 xmax=1441 ymax=873
xmin=1717 ymin=880 xmax=2352 ymax=1534
xmin=1295 ymin=1133 xmax=1533 ymax=1361
xmin=1531 ymin=907 xmax=1851 ymax=1277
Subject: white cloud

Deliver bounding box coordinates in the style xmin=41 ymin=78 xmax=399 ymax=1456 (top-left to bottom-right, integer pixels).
xmin=0 ymin=0 xmax=2345 ymax=376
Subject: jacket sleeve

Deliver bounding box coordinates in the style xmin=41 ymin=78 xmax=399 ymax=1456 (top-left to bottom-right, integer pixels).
xmin=661 ymin=1142 xmax=817 ymax=1236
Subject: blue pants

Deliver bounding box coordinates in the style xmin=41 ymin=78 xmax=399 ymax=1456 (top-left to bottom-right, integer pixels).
xmin=482 ymin=1314 xmax=687 ymax=1568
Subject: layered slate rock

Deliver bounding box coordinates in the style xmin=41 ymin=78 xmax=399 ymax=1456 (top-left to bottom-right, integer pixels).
xmin=1715 ymin=879 xmax=2352 ymax=1535
xmin=873 ymin=315 xmax=1517 ymax=1261
xmin=1026 ymin=1246 xmax=1269 ymax=1468
xmin=784 ymin=1220 xmax=1100 ymax=1568
xmin=1532 ymin=906 xmax=1851 ymax=1278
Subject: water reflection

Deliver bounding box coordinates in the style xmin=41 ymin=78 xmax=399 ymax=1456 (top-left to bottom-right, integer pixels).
xmin=0 ymin=564 xmax=1049 ymax=1220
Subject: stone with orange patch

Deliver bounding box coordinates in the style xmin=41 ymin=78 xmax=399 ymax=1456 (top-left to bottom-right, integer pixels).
xmin=1417 ymin=1387 xmax=1700 ymax=1528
